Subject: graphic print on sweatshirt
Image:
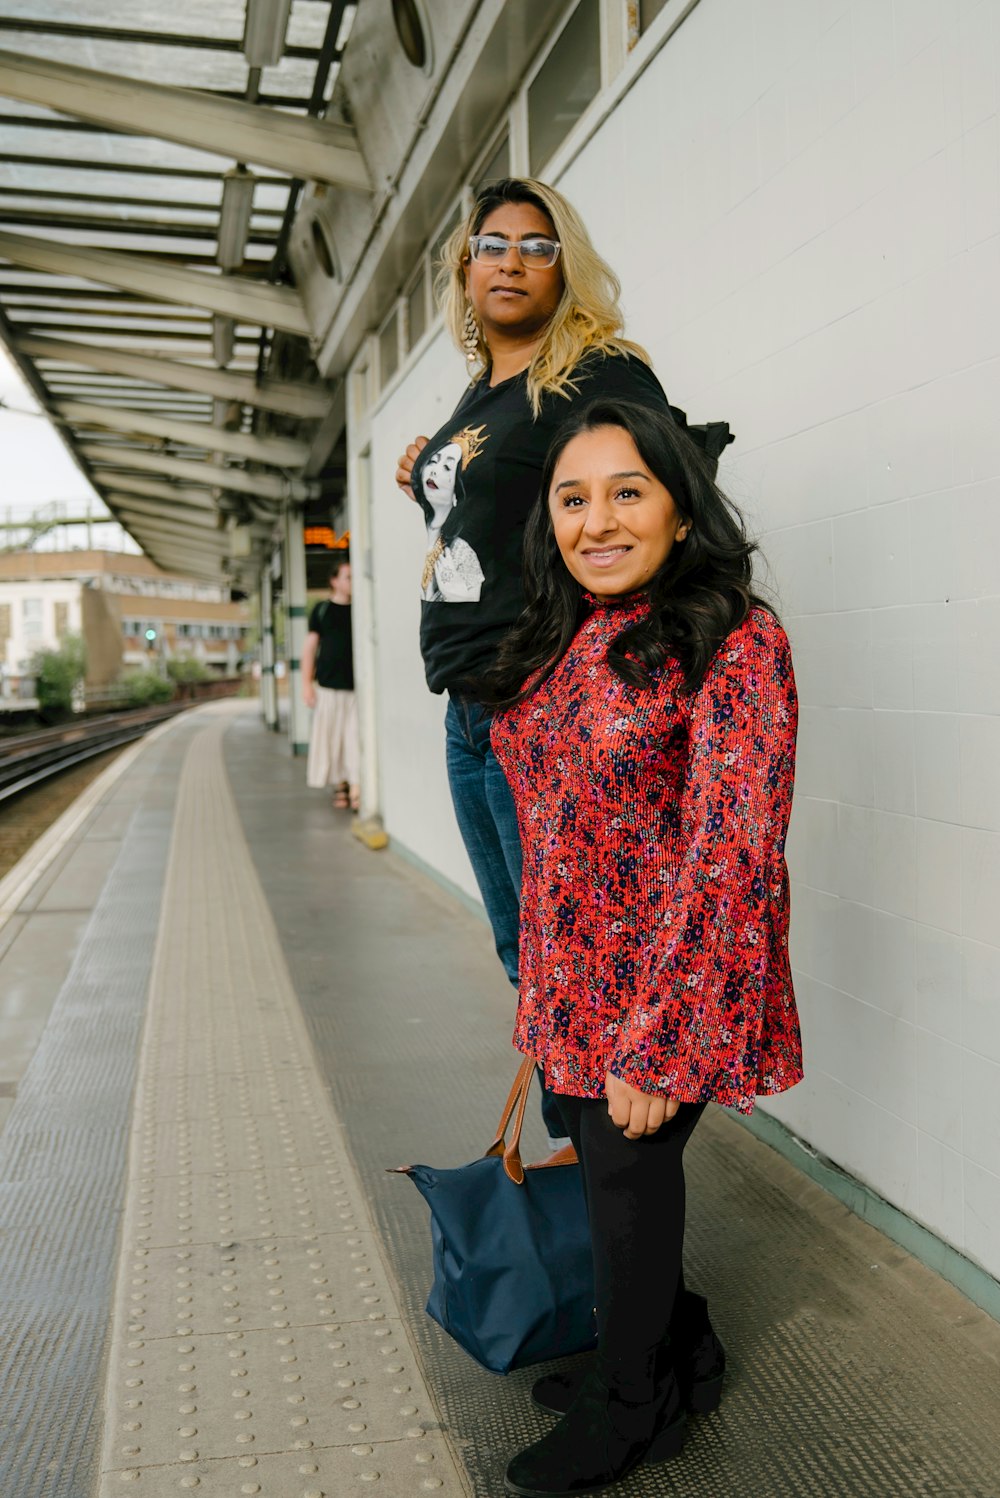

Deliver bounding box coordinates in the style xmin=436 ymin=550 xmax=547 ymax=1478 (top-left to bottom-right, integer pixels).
xmin=414 ymin=424 xmax=488 ymax=602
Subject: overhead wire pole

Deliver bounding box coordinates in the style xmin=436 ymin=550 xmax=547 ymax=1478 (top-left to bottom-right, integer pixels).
xmin=282 ymin=502 xmax=309 ymax=756
xmin=260 ymin=563 xmax=278 ymax=731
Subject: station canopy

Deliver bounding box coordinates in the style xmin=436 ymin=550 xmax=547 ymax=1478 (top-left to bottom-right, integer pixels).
xmin=0 ymin=1 xmax=358 ymax=582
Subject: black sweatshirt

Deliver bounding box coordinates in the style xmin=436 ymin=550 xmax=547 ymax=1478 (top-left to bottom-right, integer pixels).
xmin=411 ymin=351 xmax=671 ymax=695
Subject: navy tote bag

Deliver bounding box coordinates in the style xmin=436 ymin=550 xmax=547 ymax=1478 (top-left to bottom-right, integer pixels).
xmin=395 ymin=1057 xmax=596 ymax=1374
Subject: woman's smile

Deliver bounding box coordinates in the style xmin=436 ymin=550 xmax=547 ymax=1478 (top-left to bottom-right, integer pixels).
xmin=580 ymin=544 xmax=633 ymax=567
xmin=548 ymin=426 xmax=690 ymax=599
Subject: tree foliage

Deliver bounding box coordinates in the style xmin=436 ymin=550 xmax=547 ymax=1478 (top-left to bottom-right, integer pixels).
xmin=32 ymin=633 xmax=86 ymax=716
xmin=166 ymin=657 xmax=211 ymax=685
xmin=121 ymin=669 xmax=175 ymax=706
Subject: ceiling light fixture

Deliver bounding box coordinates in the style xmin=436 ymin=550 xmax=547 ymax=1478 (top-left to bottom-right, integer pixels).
xmin=242 ymin=0 xmax=293 ymax=68
xmin=218 ymin=166 xmax=256 ymax=272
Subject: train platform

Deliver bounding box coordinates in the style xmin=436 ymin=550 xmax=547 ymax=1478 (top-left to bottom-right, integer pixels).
xmin=1 ymin=699 xmax=999 ymax=1498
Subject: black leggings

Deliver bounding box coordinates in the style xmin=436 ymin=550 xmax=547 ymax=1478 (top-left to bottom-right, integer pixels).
xmin=555 ymin=1094 xmax=706 ymax=1379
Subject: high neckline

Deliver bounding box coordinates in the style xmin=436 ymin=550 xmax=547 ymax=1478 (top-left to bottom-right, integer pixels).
xmin=582 ymin=589 xmax=650 ymax=611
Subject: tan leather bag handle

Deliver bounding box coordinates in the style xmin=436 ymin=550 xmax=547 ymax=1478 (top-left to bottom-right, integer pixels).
xmin=485 ymin=1056 xmax=578 ymax=1184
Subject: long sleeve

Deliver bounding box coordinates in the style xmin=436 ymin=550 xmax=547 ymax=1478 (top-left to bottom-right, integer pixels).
xmin=609 ymin=609 xmax=799 ymax=1109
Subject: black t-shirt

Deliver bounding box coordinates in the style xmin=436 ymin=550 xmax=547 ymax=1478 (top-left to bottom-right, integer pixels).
xmin=411 ymin=351 xmax=671 ymax=694
xmin=307 ymin=599 xmax=354 ymax=689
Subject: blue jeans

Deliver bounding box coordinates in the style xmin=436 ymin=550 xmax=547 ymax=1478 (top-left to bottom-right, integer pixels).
xmin=445 ymin=694 xmax=568 ymax=1141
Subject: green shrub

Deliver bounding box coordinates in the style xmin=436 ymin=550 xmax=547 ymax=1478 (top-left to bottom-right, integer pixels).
xmin=32 ymin=633 xmax=86 ymax=716
xmin=120 ymin=670 xmax=175 ymax=707
xmin=166 ymin=657 xmax=211 ymax=685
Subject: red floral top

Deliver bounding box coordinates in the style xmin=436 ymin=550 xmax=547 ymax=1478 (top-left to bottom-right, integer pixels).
xmin=491 ymin=596 xmax=803 ymax=1115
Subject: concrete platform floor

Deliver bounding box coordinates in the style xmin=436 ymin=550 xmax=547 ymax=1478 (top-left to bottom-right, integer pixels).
xmin=1 ymin=702 xmax=999 ymax=1498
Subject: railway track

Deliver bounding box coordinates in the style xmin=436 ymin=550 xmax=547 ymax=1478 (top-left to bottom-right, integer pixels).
xmin=0 ymin=703 xmax=187 ymax=803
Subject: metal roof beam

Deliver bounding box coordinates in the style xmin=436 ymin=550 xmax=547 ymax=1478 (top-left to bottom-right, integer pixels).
xmin=0 ymin=19 xmax=321 ymax=59
xmin=20 ymin=336 xmax=329 ymax=419
xmin=0 ymin=91 xmax=323 ymax=115
xmin=116 ymin=521 xmax=227 ymax=557
xmin=115 ymin=529 xmax=228 ymax=559
xmin=0 ymin=211 xmax=279 ymax=243
xmin=140 ymin=551 xmax=229 ymax=567
xmin=57 ymin=399 xmax=311 ymax=467
xmin=0 ymin=50 xmax=370 ymax=190
xmin=103 ymin=494 xmax=220 ymax=527
xmin=0 ymin=152 xmax=290 ymax=183
xmin=141 ymin=539 xmax=236 ymax=568
xmin=81 ymin=444 xmax=314 ymax=503
xmin=144 ymin=558 xmax=230 ymax=581
xmin=88 ymin=473 xmax=220 ymax=507
xmin=0 ymin=187 xmax=284 ymax=216
xmin=140 ymin=537 xmax=230 ymax=558
xmin=140 ymin=545 xmax=219 ymax=563
xmin=113 ymin=518 xmax=228 ymax=550
xmin=0 ymin=230 xmax=308 ymax=334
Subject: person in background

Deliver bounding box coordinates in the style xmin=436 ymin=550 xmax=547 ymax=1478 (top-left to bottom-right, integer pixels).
xmin=395 ymin=177 xmax=729 ymax=1147
xmin=484 ymin=399 xmax=802 ymax=1497
xmin=302 ymin=556 xmax=359 ymax=811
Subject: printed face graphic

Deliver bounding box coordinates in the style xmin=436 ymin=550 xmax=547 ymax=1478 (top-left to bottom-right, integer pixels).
xmin=417 ymin=425 xmax=488 ymax=604
xmin=422 ymin=442 xmax=462 ymax=529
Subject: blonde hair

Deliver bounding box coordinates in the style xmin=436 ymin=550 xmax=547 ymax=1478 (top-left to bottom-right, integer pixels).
xmin=434 ymin=178 xmax=651 ymax=417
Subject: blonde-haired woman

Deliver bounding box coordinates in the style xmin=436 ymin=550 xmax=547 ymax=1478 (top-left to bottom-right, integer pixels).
xmin=394 ymin=179 xmax=724 ymax=1154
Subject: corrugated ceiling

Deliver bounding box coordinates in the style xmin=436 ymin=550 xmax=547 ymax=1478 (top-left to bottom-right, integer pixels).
xmin=0 ymin=1 xmax=348 ymax=581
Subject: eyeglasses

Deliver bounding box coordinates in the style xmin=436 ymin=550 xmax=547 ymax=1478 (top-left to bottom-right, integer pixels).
xmin=468 ymin=234 xmax=562 ymax=268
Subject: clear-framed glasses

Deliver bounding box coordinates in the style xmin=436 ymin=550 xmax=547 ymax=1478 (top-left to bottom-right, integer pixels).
xmin=468 ymin=234 xmax=562 ymax=269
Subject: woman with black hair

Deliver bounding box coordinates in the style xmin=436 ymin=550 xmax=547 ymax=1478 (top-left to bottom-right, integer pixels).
xmin=396 ymin=176 xmax=729 ymax=1146
xmin=482 ymin=400 xmax=804 ymax=1498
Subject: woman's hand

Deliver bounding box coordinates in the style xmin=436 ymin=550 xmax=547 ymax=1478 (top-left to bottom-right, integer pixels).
xmin=395 ymin=435 xmax=429 ymax=499
xmin=303 ymin=680 xmax=316 ymax=710
xmin=605 ymin=1072 xmax=680 ymax=1140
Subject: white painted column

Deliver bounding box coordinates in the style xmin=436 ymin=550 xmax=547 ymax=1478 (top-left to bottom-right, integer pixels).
xmin=345 ymin=447 xmax=381 ymax=821
xmin=259 ymin=565 xmax=278 ymax=731
xmin=282 ymin=504 xmax=309 ymax=757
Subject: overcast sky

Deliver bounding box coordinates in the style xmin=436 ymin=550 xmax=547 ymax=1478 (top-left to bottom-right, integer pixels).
xmin=0 ymin=346 xmax=100 ymax=516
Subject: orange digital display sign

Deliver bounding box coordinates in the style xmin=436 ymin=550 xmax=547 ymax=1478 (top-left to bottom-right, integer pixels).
xmin=304 ymin=527 xmax=350 ymax=549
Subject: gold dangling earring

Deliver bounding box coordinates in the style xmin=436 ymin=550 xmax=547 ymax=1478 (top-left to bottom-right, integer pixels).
xmin=462 ymin=303 xmax=480 ymax=365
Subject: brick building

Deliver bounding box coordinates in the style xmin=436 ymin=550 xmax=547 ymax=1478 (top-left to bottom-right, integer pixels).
xmin=0 ymin=550 xmax=250 ymax=692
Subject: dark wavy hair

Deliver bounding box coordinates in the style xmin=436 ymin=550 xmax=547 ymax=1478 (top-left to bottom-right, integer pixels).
xmin=474 ymin=399 xmax=770 ymax=707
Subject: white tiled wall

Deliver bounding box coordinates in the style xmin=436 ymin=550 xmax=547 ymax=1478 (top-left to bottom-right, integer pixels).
xmin=362 ymin=0 xmax=1000 ymax=1276
xmin=573 ymin=0 xmax=1000 ymax=1276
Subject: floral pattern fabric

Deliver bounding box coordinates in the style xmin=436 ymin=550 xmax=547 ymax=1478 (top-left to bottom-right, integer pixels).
xmin=490 ymin=597 xmax=803 ymax=1115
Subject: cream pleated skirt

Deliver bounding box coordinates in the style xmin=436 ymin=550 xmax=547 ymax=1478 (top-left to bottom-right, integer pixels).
xmin=307 ymin=685 xmax=360 ymax=789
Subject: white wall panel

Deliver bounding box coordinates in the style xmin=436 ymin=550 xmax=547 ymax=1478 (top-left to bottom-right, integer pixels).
xmin=359 ymin=0 xmax=1000 ymax=1277
xmin=549 ymin=0 xmax=1000 ymax=1277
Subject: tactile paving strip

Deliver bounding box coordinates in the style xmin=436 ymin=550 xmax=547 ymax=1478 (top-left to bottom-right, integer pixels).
xmin=97 ymin=717 xmax=466 ymax=1497
xmin=0 ymin=723 xmax=191 ymax=1498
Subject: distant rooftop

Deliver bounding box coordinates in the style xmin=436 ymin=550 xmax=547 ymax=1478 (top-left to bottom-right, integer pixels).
xmin=0 ymin=546 xmax=210 ymax=583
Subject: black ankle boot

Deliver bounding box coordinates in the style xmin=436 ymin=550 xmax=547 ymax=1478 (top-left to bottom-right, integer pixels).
xmin=506 ymin=1363 xmax=684 ymax=1497
xmin=673 ymin=1290 xmax=726 ymax=1414
xmin=532 ymin=1291 xmax=725 ymax=1425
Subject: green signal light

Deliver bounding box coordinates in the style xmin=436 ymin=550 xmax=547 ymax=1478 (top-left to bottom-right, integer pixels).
xmin=144 ymin=628 xmax=157 ymax=642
